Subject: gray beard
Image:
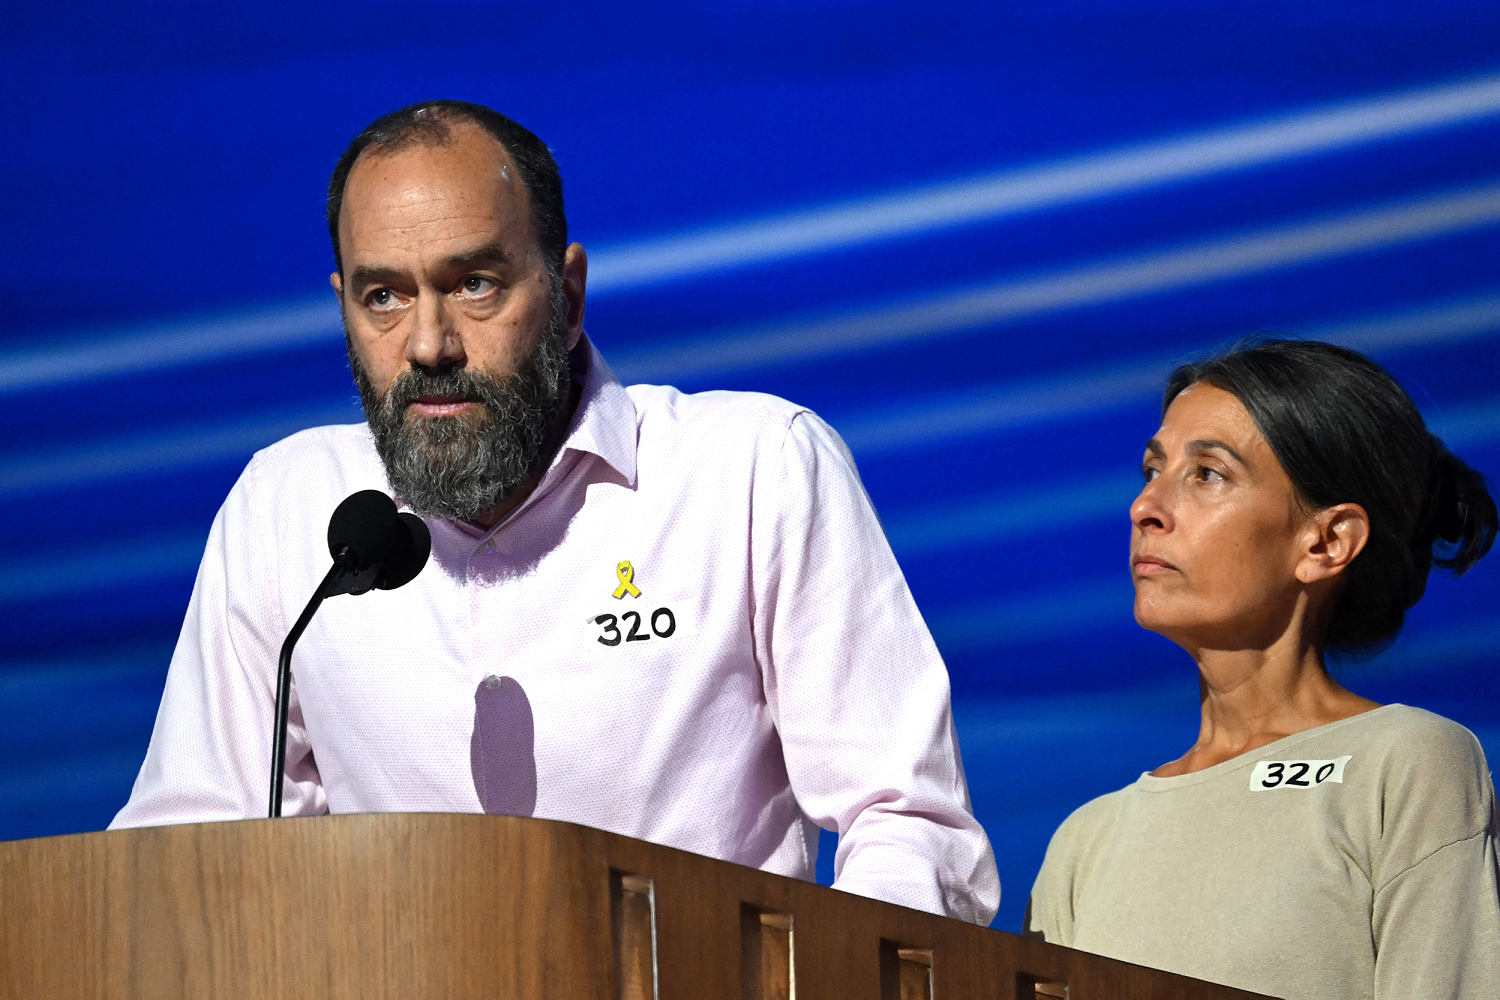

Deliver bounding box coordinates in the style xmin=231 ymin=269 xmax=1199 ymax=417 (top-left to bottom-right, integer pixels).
xmin=347 ymin=291 xmax=573 ymax=523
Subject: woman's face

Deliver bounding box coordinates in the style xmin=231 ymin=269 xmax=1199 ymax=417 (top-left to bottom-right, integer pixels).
xmin=1130 ymin=382 xmax=1315 ymax=650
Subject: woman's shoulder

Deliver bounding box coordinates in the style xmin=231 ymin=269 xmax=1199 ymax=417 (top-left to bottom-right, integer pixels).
xmin=1363 ymin=702 xmax=1480 ymax=736
xmin=1043 ymin=784 xmax=1137 ymax=860
xmin=1339 ymin=704 xmax=1491 ymax=774
xmin=1340 ymin=705 xmax=1498 ymax=895
xmin=1028 ymin=785 xmax=1136 ymax=941
xmin=1315 ymin=705 xmax=1493 ymax=814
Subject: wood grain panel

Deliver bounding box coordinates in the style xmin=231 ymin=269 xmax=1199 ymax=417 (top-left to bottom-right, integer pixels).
xmin=0 ymin=815 xmax=1277 ymax=1000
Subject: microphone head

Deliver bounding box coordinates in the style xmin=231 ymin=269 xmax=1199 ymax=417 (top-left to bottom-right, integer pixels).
xmin=376 ymin=512 xmax=432 ymax=591
xmin=323 ymin=490 xmax=431 ymax=597
xmin=327 ymin=490 xmax=401 ymax=571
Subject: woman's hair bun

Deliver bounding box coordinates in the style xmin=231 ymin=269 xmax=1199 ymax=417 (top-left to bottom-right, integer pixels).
xmin=1428 ymin=441 xmax=1497 ymax=575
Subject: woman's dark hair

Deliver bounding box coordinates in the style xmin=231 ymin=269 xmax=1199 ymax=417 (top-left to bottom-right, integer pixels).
xmin=326 ymin=100 xmax=567 ymax=276
xmin=1165 ymin=338 xmax=1496 ymax=652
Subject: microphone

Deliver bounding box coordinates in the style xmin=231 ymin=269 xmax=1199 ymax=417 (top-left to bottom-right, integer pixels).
xmin=269 ymin=490 xmax=432 ymax=817
xmin=324 ymin=490 xmax=432 ymax=596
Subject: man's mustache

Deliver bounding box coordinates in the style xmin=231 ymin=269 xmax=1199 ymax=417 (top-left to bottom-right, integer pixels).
xmin=386 ymin=368 xmax=501 ymax=410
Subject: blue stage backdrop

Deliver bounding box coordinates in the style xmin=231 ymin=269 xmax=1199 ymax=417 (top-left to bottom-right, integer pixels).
xmin=2 ymin=2 xmax=1497 ymax=933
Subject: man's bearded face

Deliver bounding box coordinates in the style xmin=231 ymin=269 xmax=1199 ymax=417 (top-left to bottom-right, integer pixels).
xmin=347 ymin=279 xmax=572 ymax=523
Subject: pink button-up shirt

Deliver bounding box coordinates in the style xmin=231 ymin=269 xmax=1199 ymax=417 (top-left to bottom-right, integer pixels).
xmin=113 ymin=338 xmax=1000 ymax=924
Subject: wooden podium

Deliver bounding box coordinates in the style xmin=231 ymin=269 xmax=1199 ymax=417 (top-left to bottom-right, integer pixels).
xmin=0 ymin=814 xmax=1272 ymax=999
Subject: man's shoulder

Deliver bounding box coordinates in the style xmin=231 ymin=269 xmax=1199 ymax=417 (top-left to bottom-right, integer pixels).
xmin=239 ymin=422 xmax=384 ymax=491
xmin=624 ymin=382 xmax=812 ymax=431
xmin=622 ymin=384 xmax=836 ymax=461
xmin=253 ymin=421 xmax=374 ymax=454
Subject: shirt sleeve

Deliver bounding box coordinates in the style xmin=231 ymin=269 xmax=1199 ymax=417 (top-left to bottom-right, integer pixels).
xmin=1372 ymin=729 xmax=1500 ymax=999
xmin=749 ymin=409 xmax=1000 ymax=924
xmin=109 ymin=453 xmax=326 ymax=828
xmin=1025 ymin=814 xmax=1084 ymax=944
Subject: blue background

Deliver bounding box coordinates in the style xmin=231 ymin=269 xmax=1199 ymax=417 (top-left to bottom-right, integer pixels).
xmin=2 ymin=1 xmax=1497 ymax=934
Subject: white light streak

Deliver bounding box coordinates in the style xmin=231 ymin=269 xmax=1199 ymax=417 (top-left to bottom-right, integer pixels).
xmin=0 ymin=298 xmax=339 ymax=396
xmin=588 ymin=69 xmax=1500 ymax=291
xmin=614 ymin=184 xmax=1500 ymax=385
xmin=838 ymin=292 xmax=1500 ymax=458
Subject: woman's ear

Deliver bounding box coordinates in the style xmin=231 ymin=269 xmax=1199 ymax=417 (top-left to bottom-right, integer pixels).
xmin=1295 ymin=503 xmax=1370 ymax=584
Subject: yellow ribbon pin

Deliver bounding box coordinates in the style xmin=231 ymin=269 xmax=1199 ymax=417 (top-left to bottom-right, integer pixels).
xmin=612 ymin=560 xmax=642 ymax=599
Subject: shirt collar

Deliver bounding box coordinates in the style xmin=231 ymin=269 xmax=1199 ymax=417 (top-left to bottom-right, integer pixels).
xmin=560 ymin=333 xmax=638 ymax=488
xmin=437 ymin=333 xmax=639 ymax=542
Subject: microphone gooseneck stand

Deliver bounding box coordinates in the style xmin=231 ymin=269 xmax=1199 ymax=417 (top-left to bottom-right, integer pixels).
xmin=268 ymin=553 xmax=355 ymax=818
xmin=267 ymin=490 xmax=431 ymax=818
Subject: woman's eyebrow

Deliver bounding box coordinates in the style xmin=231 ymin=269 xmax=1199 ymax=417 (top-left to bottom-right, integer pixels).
xmin=1185 ymin=438 xmax=1248 ymax=466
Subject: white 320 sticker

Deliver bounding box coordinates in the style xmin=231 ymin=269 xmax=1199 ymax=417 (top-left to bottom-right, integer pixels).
xmin=1249 ymin=755 xmax=1352 ymax=791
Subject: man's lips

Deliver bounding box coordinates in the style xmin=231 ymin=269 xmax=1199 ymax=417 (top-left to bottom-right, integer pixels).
xmin=409 ymin=396 xmax=479 ymax=417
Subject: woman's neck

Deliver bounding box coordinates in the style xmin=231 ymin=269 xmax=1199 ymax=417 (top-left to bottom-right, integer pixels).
xmin=1152 ymin=637 xmax=1379 ymax=777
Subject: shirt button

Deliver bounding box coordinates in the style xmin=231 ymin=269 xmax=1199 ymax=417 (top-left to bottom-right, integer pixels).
xmin=482 ymin=674 xmax=503 ymax=690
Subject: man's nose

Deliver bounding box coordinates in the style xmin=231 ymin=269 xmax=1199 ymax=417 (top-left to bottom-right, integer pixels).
xmin=406 ymin=293 xmax=466 ymax=370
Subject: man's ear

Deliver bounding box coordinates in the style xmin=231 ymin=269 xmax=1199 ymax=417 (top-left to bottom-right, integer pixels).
xmin=330 ymin=272 xmax=343 ymax=297
xmin=1295 ymin=503 xmax=1370 ymax=584
xmin=561 ymin=243 xmax=587 ymax=350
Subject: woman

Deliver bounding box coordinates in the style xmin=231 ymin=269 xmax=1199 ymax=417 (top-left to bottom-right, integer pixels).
xmin=1026 ymin=339 xmax=1499 ymax=999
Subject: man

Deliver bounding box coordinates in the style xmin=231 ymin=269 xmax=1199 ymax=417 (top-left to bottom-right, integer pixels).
xmin=113 ymin=101 xmax=999 ymax=924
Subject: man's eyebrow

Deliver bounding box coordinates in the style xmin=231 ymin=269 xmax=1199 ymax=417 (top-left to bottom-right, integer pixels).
xmin=1185 ymin=438 xmax=1248 ymax=466
xmin=1143 ymin=438 xmax=1166 ymax=460
xmin=346 ymin=244 xmax=514 ymax=291
xmin=442 ymin=243 xmax=511 ymax=271
xmin=347 ymin=264 xmax=405 ymax=290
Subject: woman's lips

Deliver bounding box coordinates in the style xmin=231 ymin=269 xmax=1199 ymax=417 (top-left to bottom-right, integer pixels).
xmin=1131 ymin=555 xmax=1177 ymax=577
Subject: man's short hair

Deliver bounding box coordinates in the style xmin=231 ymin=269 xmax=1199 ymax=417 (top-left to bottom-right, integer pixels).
xmin=326 ymin=100 xmax=568 ymax=276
